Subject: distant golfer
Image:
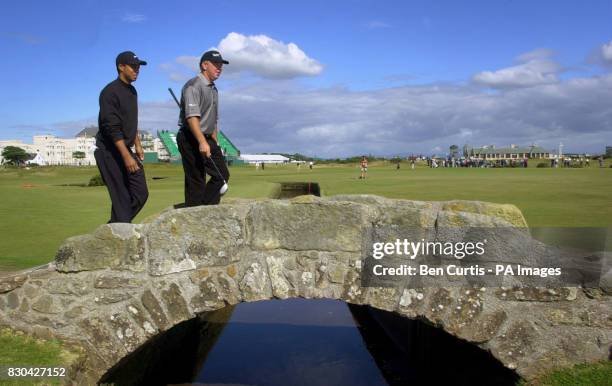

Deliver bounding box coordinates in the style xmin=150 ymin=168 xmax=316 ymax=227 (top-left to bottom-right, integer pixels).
xmin=359 ymin=156 xmax=368 ymax=179
xmin=94 ymin=51 xmax=149 ymax=223
xmin=176 ymin=50 xmax=230 ymax=206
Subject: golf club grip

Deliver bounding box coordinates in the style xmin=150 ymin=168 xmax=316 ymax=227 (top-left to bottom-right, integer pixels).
xmin=205 ymin=154 xmax=226 ymax=182
xmin=168 ymin=88 xmax=180 ymax=108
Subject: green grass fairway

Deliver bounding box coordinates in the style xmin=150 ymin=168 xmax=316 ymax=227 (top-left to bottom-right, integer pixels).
xmin=0 ymin=162 xmax=610 ymax=270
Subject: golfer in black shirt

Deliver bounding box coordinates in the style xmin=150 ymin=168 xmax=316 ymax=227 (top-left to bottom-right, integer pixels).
xmin=94 ymin=51 xmax=149 ymax=223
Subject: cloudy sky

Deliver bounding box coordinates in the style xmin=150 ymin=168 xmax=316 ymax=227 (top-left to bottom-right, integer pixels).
xmin=1 ymin=0 xmax=611 ymax=157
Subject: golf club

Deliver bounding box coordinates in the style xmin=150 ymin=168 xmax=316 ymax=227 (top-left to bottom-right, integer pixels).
xmin=168 ymin=88 xmax=229 ymax=195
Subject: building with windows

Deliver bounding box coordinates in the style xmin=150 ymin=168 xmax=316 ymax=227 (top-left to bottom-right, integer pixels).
xmin=466 ymin=144 xmax=552 ymax=160
xmin=2 ymin=127 xmax=242 ymax=166
xmin=33 ymin=134 xmax=96 ymax=166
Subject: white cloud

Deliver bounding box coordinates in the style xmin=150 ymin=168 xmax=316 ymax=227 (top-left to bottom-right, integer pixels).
xmin=473 ymin=49 xmax=560 ymax=88
xmin=163 ymin=32 xmax=323 ymax=81
xmin=217 ymin=32 xmax=323 ymax=79
xmin=134 ymin=73 xmax=612 ymax=157
xmin=601 ymin=40 xmax=612 ymax=62
xmin=122 ymin=13 xmax=147 ymax=23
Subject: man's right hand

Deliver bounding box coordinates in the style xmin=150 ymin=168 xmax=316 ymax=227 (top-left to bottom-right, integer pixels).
xmin=199 ymin=140 xmax=211 ymax=158
xmin=123 ymin=155 xmax=140 ymax=173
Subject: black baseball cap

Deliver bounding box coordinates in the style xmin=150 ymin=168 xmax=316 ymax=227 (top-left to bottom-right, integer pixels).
xmin=116 ymin=51 xmax=148 ymax=66
xmin=200 ymin=50 xmax=229 ymax=65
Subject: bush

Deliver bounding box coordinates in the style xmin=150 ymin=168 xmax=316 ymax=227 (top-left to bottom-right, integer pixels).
xmin=88 ymin=174 xmax=105 ymax=187
xmin=536 ymin=162 xmax=549 ymax=168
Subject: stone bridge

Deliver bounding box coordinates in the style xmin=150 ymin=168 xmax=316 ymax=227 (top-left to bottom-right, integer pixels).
xmin=0 ymin=195 xmax=610 ymax=384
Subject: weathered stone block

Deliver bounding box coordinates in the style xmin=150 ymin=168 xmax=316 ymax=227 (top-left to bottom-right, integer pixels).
xmin=365 ymin=287 xmax=399 ymax=312
xmin=94 ymin=275 xmax=144 ymax=289
xmin=327 ymin=260 xmax=347 ymax=284
xmin=440 ymin=201 xmax=528 ymax=227
xmin=126 ymin=302 xmax=158 ymax=337
xmin=342 ymin=269 xmax=364 ymax=304
xmin=65 ymin=306 xmax=85 ymax=319
xmin=0 ymin=274 xmax=27 ymax=293
xmin=22 ymin=284 xmax=39 ymax=298
xmin=239 ymin=262 xmax=271 ymax=301
xmin=77 ymin=317 xmax=126 ymax=367
xmin=266 ymin=255 xmax=294 ymax=299
xmin=94 ymin=292 xmax=132 ymax=305
xmin=109 ymin=313 xmax=143 ymax=352
xmin=496 ymin=287 xmax=577 ymax=302
xmin=447 ymin=288 xmax=484 ymax=330
xmin=32 ymin=295 xmax=62 ymax=314
xmin=456 ymin=310 xmax=507 ymax=343
xmin=545 ymin=303 xmax=612 ymax=328
xmin=216 ymin=272 xmax=241 ymax=305
xmin=398 ymin=288 xmax=425 ymax=316
xmin=191 ymin=277 xmax=224 ymax=310
xmin=492 ymin=320 xmax=538 ymax=371
xmin=161 ymin=283 xmax=191 ymax=323
xmin=248 ymin=200 xmax=368 ymax=252
xmin=55 ymin=224 xmax=146 ymax=273
xmin=147 ymin=205 xmax=248 ymax=276
xmin=425 ymin=288 xmax=453 ymax=324
xmin=46 ymin=277 xmax=92 ymax=296
xmin=141 ymin=290 xmax=169 ymax=330
xmin=189 ymin=268 xmax=211 ymax=283
xmin=18 ymin=298 xmax=29 ymax=313
xmin=7 ymin=292 xmax=19 ymax=309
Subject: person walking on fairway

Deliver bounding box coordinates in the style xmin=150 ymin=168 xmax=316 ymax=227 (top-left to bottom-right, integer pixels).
xmin=176 ymin=50 xmax=230 ymax=206
xmin=359 ymin=156 xmax=368 ymax=179
xmin=95 ymin=51 xmax=149 ymax=223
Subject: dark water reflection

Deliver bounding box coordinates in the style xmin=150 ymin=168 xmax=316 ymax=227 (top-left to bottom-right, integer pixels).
xmin=101 ymin=298 xmax=519 ymax=386
xmin=195 ymin=299 xmax=387 ymax=386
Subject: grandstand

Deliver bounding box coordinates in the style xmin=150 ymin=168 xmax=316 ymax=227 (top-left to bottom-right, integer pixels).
xmin=157 ymin=130 xmax=243 ymax=165
xmin=217 ymin=131 xmax=243 ymax=164
xmin=157 ymin=130 xmax=181 ymax=162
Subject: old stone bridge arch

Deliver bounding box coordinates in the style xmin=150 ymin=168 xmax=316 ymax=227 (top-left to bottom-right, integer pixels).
xmin=0 ymin=195 xmax=610 ymax=384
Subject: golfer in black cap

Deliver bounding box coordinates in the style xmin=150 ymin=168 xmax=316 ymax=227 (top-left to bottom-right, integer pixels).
xmin=94 ymin=51 xmax=149 ymax=223
xmin=177 ymin=50 xmax=230 ymax=206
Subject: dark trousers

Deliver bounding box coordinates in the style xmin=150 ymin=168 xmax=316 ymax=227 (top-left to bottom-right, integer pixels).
xmin=177 ymin=131 xmax=230 ymax=207
xmin=94 ymin=148 xmax=149 ymax=223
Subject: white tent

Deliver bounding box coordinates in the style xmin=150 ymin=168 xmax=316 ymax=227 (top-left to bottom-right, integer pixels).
xmin=27 ymin=152 xmax=47 ymax=165
xmin=240 ymin=154 xmax=290 ymax=164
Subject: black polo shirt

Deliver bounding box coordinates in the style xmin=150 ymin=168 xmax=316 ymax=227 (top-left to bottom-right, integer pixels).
xmin=96 ymin=78 xmax=138 ymax=150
